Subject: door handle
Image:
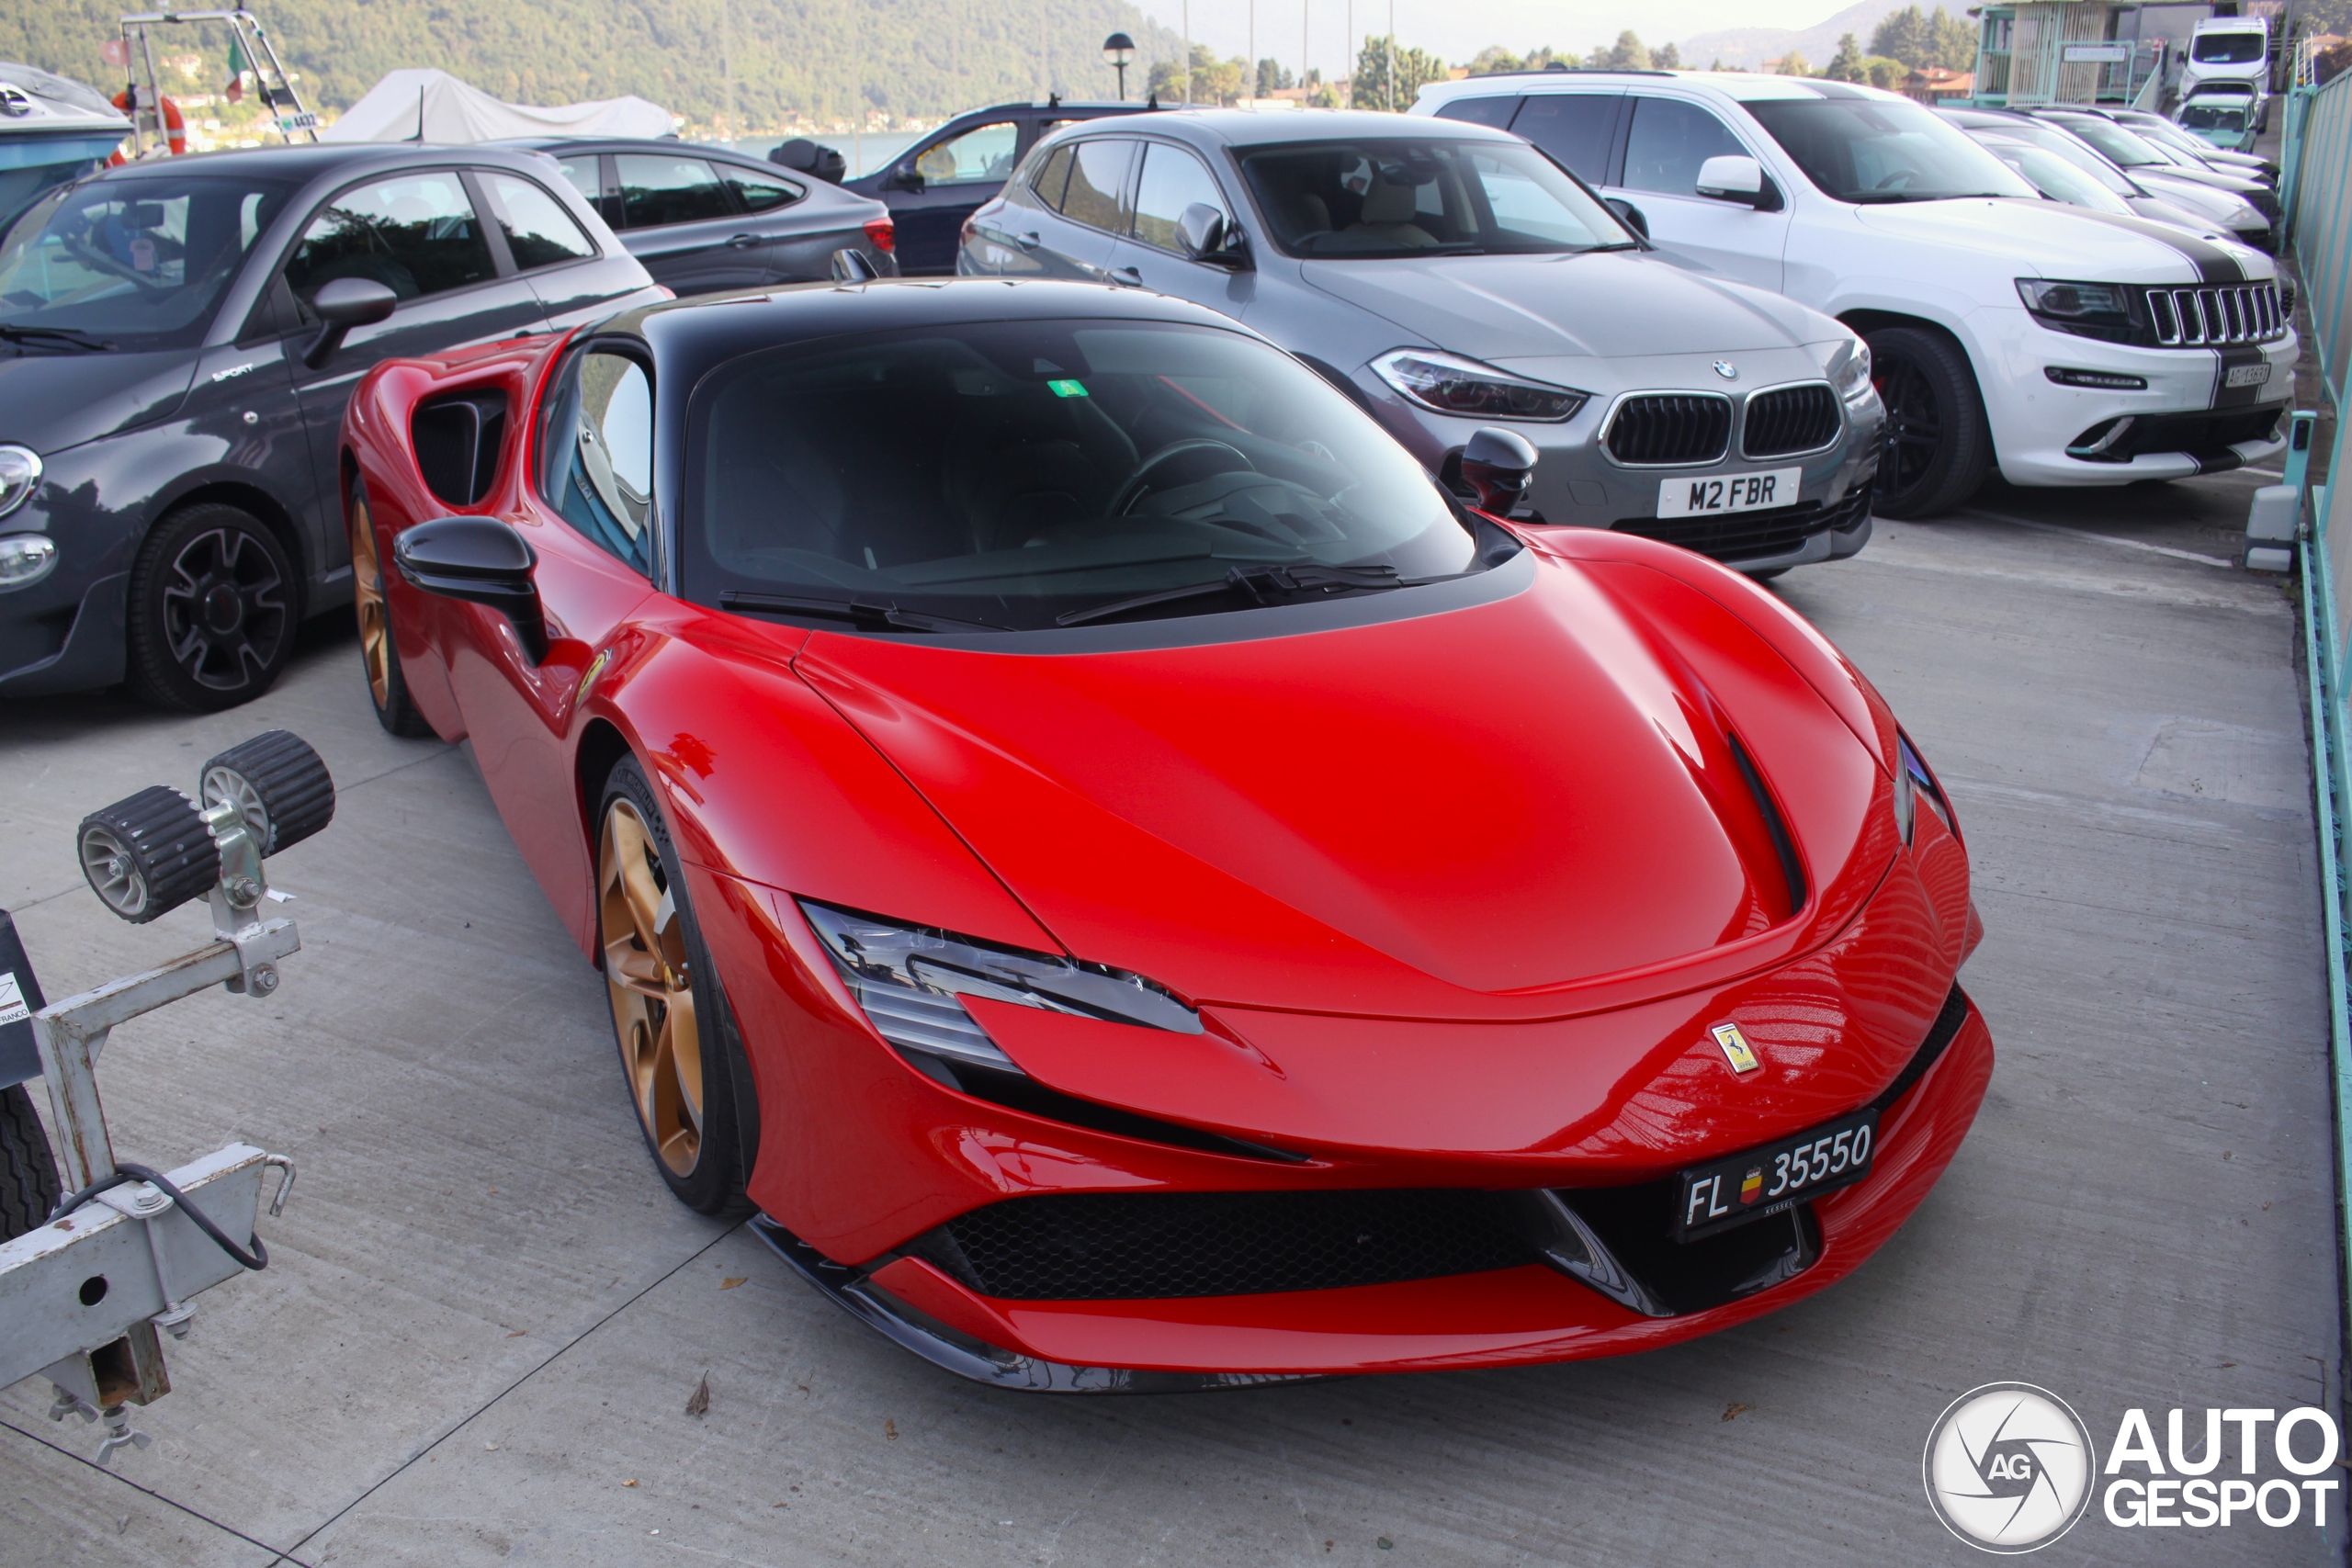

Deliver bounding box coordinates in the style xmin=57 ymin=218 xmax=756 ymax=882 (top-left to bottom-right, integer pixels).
xmin=725 ymin=233 xmax=761 ymax=249
xmin=1016 ymin=231 xmax=1040 ymax=251
xmin=1109 ymin=266 xmax=1143 ymax=287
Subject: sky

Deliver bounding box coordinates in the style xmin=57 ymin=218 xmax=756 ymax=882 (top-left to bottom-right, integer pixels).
xmin=1137 ymin=0 xmax=1840 ymax=82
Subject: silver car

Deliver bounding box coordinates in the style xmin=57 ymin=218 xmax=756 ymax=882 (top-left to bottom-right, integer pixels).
xmin=958 ymin=108 xmax=1883 ymax=575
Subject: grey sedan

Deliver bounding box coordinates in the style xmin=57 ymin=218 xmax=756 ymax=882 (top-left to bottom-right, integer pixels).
xmin=957 ymin=109 xmax=1883 ymax=575
xmin=503 ymin=138 xmax=899 ymax=292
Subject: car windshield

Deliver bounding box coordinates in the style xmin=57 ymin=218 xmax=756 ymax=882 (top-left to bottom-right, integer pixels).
xmin=2179 ymin=104 xmax=2248 ymax=133
xmin=1745 ymin=97 xmax=2033 ymax=203
xmin=1970 ymin=135 xmax=2133 ymax=213
xmin=2050 ymin=117 xmax=2170 ymax=169
xmin=1237 ymin=138 xmax=1634 ymax=257
xmin=0 ymin=175 xmax=294 ymax=351
xmin=2192 ymin=32 xmax=2265 ymax=63
xmin=684 ymin=318 xmax=1486 ymax=631
xmin=1984 ymin=120 xmax=2142 ymax=195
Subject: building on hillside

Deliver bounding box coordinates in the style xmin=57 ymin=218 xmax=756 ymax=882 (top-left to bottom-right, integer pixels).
xmin=1905 ymin=65 xmax=1976 ymax=100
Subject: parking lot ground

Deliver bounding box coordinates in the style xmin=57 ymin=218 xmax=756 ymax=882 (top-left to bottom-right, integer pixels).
xmin=0 ymin=465 xmax=2340 ymax=1567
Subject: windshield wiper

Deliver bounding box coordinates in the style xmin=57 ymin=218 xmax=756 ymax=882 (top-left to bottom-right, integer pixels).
xmin=1056 ymin=564 xmax=1404 ymax=628
xmin=1583 ymin=241 xmax=1645 ymax=252
xmin=720 ymin=590 xmax=1006 ymax=633
xmin=0 ymin=323 xmax=116 ymax=352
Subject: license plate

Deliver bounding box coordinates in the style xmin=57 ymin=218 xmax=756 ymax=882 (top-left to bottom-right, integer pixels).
xmin=1657 ymin=467 xmax=1802 ymax=518
xmin=1675 ymin=1108 xmax=1878 ymax=1242
xmin=2225 ymin=363 xmax=2269 ymax=388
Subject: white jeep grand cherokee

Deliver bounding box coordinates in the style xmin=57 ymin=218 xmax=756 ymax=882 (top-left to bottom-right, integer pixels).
xmin=1413 ymin=72 xmax=2296 ymax=518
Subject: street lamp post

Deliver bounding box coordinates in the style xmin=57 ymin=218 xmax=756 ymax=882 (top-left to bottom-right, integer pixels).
xmin=1102 ymin=31 xmax=1136 ymax=99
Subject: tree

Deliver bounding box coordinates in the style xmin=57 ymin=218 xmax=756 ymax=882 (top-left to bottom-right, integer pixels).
xmin=1470 ymin=43 xmax=1570 ymax=74
xmin=1587 ymin=30 xmax=1651 ymax=71
xmin=1860 ymin=54 xmax=1911 ymax=89
xmin=1353 ymin=33 xmax=1448 ymax=110
xmin=1873 ymin=6 xmax=1976 ymax=71
xmin=1147 ymin=44 xmax=1248 ymax=105
xmin=1778 ymin=50 xmax=1813 ymax=76
xmin=1826 ymin=32 xmax=1867 ymax=80
xmin=1255 ymin=57 xmax=1294 ymax=96
xmin=1709 ymin=58 xmax=1726 ymax=72
xmin=1653 ymin=42 xmax=1681 ymax=70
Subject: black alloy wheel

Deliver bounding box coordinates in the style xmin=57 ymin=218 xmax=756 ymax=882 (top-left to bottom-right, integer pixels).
xmin=1866 ymin=325 xmax=1992 ymax=520
xmin=126 ymin=503 xmax=297 ymax=712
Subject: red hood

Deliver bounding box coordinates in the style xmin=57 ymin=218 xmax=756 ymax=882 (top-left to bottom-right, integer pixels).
xmin=792 ymin=556 xmax=1883 ymax=1018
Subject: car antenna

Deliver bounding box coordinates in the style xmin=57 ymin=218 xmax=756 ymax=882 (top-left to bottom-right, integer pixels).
xmin=1048 ymin=92 xmax=1061 ymax=108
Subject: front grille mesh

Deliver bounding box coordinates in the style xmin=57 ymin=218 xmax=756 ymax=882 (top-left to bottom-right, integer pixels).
xmin=2146 ymin=283 xmax=2286 ymax=345
xmin=1605 ymin=394 xmax=1733 ymax=465
xmin=921 ymin=1189 xmax=1537 ymax=1300
xmin=1741 ymin=384 xmax=1842 ymax=457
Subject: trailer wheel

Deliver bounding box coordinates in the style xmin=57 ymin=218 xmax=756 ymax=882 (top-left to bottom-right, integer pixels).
xmin=0 ymin=1082 xmax=60 ymax=1243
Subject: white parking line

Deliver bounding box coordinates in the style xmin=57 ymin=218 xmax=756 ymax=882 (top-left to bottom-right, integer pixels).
xmin=1957 ymin=508 xmax=2238 ymax=569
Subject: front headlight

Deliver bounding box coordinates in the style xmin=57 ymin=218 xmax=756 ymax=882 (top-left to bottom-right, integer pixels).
xmin=1833 ymin=339 xmax=1874 ymax=403
xmin=2015 ymin=279 xmax=2147 ymax=344
xmin=797 ymin=900 xmax=1201 ymax=1074
xmin=1372 ymin=349 xmax=1589 ymax=422
xmin=1894 ymin=733 xmax=1953 ymax=846
xmin=0 ymin=533 xmax=55 ymax=589
xmin=0 ymin=445 xmax=40 ymax=519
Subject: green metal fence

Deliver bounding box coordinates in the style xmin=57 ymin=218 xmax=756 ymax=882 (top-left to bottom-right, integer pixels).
xmin=2280 ymin=62 xmax=2352 ymax=1355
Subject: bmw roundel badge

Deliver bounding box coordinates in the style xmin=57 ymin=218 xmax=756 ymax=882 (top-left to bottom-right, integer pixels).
xmin=1713 ymin=360 xmax=1739 ymax=380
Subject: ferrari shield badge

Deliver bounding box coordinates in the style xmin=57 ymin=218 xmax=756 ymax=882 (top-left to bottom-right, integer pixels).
xmin=1711 ymin=1021 xmax=1761 ymax=1075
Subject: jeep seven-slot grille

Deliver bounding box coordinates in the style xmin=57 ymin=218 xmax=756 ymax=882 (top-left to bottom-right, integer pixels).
xmin=1604 ymin=394 xmax=1734 ymax=466
xmin=912 ymin=1189 xmax=1538 ymax=1300
xmin=1741 ymin=384 xmax=1842 ymax=458
xmin=2146 ymin=283 xmax=2286 ymax=345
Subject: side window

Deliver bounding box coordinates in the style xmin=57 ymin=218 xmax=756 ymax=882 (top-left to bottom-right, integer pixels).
xmin=614 ymin=154 xmax=734 ymax=229
xmin=554 ymin=154 xmax=602 ymax=206
xmin=723 ymin=164 xmax=803 ymax=213
xmin=1511 ymin=94 xmax=1623 ymax=183
xmin=1060 ymin=139 xmax=1135 ymax=233
xmin=1622 ymin=97 xmax=1749 ymax=197
xmin=1026 ymin=143 xmax=1076 ymax=210
xmin=480 ymin=173 xmax=596 ymax=270
xmin=915 ymin=121 xmax=1019 ymax=186
xmin=283 ymin=169 xmax=495 ymax=307
xmin=1435 ymin=96 xmax=1520 ymax=130
xmin=1129 ymin=143 xmax=1227 ymax=252
xmin=547 ymin=348 xmax=654 ymax=572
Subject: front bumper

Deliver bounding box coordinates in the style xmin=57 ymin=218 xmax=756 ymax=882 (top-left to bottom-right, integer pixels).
xmin=1357 ymin=356 xmax=1883 ymax=571
xmin=754 ymin=993 xmax=1994 ymax=1385
xmin=1978 ymin=306 xmax=2296 ymax=486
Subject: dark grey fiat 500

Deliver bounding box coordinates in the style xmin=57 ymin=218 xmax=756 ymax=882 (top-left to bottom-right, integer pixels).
xmin=960 ymin=109 xmax=1884 ymax=576
xmin=0 ymin=143 xmax=661 ymax=709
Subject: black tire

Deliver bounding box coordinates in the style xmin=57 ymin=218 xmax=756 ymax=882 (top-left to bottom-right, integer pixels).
xmin=349 ymin=479 xmax=434 ymax=738
xmin=1866 ymin=325 xmax=1993 ymax=520
xmin=595 ymin=757 xmax=756 ymax=1219
xmin=0 ymin=1082 xmax=61 ymax=1244
xmin=125 ymin=502 xmax=298 ymax=713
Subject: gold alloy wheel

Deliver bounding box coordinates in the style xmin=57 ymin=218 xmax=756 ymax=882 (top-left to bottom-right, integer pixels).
xmin=599 ymin=798 xmax=704 ymax=1176
xmin=350 ymin=495 xmax=390 ymax=709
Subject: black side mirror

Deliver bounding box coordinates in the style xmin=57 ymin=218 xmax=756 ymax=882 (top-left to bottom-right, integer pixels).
xmin=1460 ymin=427 xmax=1538 ymax=516
xmin=890 ymin=160 xmax=925 ymax=192
xmin=302 ymin=276 xmax=397 ymax=369
xmin=392 ymin=515 xmax=547 ymax=662
xmin=1604 ymin=197 xmax=1650 ymax=241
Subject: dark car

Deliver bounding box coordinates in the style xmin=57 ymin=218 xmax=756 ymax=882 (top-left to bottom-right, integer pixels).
xmin=503 ymin=137 xmax=898 ymax=293
xmin=845 ymin=100 xmax=1162 ymax=273
xmin=0 ymin=142 xmax=661 ymax=710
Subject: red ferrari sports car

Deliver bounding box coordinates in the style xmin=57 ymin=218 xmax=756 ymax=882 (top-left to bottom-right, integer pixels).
xmin=343 ymin=278 xmax=1990 ymax=1389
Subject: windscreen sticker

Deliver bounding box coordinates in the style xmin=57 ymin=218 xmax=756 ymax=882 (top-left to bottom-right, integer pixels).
xmin=1046 ymin=378 xmax=1089 ymax=399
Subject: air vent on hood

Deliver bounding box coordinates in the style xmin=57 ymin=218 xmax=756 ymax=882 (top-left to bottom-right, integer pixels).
xmin=1603 ymin=393 xmax=1734 ymax=466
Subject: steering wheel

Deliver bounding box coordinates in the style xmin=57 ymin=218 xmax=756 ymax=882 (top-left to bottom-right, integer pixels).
xmin=1109 ymin=439 xmax=1256 ymax=516
xmin=1874 ymin=169 xmax=1920 ymax=192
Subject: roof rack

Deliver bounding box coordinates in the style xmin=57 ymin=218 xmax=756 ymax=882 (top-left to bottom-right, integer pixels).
xmin=1458 ymin=66 xmax=1680 ymax=80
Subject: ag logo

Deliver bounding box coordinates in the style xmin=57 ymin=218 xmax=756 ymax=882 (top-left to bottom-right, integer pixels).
xmin=1924 ymin=1383 xmax=2096 ymax=1552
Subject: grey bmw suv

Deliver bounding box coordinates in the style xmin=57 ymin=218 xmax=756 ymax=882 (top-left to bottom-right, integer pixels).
xmin=958 ymin=108 xmax=1883 ymax=574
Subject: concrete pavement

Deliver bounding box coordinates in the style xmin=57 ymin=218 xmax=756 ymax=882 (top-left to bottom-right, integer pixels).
xmin=0 ymin=468 xmax=2338 ymax=1565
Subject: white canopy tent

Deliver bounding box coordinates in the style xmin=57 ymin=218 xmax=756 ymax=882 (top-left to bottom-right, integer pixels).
xmin=319 ymin=68 xmax=672 ymax=144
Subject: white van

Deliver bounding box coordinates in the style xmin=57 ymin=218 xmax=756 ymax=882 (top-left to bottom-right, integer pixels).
xmin=1413 ymin=72 xmax=2296 ymax=518
xmin=2181 ymin=17 xmax=2270 ymax=130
